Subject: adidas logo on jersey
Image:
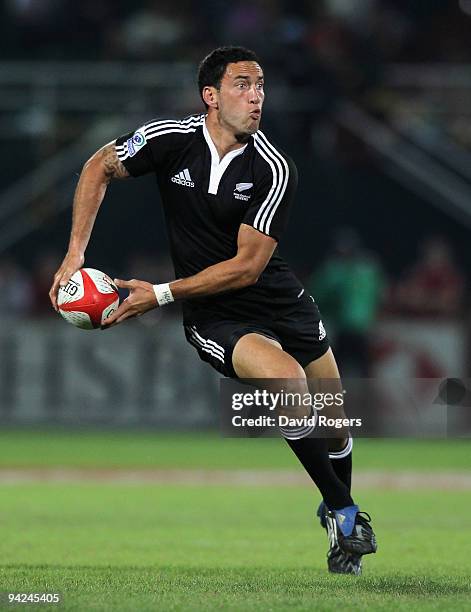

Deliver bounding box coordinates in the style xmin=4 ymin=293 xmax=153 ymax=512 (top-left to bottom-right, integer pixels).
xmin=171 ymin=169 xmax=194 ymax=187
xmin=319 ymin=320 xmax=326 ymax=341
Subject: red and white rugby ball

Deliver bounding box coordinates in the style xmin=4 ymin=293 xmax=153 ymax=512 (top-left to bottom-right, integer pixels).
xmin=57 ymin=268 xmax=119 ymax=330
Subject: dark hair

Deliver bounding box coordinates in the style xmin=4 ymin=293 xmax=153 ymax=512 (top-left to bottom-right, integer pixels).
xmin=197 ymin=46 xmax=260 ymax=107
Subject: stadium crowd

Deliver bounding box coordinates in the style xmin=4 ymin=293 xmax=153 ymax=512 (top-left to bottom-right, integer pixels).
xmin=4 ymin=0 xmax=471 ymax=65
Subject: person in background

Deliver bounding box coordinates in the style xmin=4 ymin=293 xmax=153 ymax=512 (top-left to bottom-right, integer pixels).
xmin=308 ymin=227 xmax=385 ymax=376
xmin=395 ymin=236 xmax=464 ymax=318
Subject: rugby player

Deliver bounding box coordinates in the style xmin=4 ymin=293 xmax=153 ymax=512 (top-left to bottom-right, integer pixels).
xmin=49 ymin=46 xmax=376 ymax=574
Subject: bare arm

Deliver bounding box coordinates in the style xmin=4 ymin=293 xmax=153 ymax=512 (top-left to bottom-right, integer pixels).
xmin=103 ymin=224 xmax=277 ymax=326
xmin=66 ymin=143 xmax=129 ymax=254
xmin=49 ymin=142 xmax=129 ymax=309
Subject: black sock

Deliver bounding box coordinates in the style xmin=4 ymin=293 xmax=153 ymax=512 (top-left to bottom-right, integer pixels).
xmin=285 ymin=436 xmax=354 ymax=510
xmin=329 ymin=438 xmax=353 ymax=493
xmin=331 ymin=453 xmax=352 ymax=492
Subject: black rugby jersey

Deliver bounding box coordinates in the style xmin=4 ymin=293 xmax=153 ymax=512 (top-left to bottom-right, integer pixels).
xmin=115 ymin=114 xmax=305 ymax=323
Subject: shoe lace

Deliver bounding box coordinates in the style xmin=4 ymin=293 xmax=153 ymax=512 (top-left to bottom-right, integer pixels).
xmin=356 ymin=512 xmax=372 ymax=523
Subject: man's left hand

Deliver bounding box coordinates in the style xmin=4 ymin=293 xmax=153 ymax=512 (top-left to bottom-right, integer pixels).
xmin=102 ymin=278 xmax=158 ymax=327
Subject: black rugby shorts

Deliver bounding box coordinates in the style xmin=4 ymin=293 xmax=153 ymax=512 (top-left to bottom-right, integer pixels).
xmin=184 ymin=293 xmax=330 ymax=378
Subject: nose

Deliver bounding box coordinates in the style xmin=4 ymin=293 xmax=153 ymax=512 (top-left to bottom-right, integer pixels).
xmin=249 ymin=85 xmax=262 ymax=104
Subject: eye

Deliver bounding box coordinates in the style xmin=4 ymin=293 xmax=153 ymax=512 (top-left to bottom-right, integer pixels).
xmin=237 ymin=82 xmax=248 ymax=89
xmin=256 ymin=82 xmax=264 ymax=90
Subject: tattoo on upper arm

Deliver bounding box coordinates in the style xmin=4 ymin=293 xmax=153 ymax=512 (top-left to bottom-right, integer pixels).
xmin=101 ymin=143 xmax=130 ymax=182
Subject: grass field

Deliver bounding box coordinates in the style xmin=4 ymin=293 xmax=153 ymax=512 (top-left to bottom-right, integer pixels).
xmin=0 ymin=430 xmax=470 ymax=470
xmin=0 ymin=431 xmax=470 ymax=611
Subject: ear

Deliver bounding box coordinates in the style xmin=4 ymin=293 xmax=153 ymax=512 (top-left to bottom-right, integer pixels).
xmin=202 ymin=85 xmax=219 ymax=110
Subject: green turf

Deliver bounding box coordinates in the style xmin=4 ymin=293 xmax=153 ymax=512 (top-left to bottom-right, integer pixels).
xmin=0 ymin=430 xmax=469 ymax=471
xmin=0 ymin=484 xmax=470 ymax=611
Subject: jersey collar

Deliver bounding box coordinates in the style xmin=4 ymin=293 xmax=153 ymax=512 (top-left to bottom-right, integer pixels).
xmin=203 ymin=120 xmax=248 ymax=195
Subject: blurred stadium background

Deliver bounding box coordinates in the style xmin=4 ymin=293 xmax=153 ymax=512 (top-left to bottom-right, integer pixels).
xmin=0 ymin=1 xmax=470 ymax=610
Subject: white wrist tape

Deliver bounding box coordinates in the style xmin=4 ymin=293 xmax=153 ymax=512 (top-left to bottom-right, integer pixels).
xmin=153 ymin=283 xmax=174 ymax=306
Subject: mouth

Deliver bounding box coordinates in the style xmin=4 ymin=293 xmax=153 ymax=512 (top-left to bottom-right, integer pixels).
xmin=249 ymin=110 xmax=261 ymax=120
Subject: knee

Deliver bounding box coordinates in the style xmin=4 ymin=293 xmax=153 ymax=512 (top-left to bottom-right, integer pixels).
xmin=273 ymin=360 xmax=306 ymax=382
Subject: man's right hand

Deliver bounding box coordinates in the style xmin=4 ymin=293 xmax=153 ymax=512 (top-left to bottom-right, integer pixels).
xmin=49 ymin=251 xmax=85 ymax=311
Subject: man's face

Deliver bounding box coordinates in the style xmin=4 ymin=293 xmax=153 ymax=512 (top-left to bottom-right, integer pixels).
xmin=216 ymin=61 xmax=264 ymax=138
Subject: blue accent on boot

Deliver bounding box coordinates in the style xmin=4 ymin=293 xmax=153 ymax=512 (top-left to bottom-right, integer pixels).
xmin=316 ymin=500 xmax=327 ymax=529
xmin=333 ymin=504 xmax=359 ymax=537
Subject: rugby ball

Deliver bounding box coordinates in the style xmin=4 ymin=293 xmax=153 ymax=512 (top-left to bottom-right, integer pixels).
xmin=57 ymin=268 xmax=119 ymax=330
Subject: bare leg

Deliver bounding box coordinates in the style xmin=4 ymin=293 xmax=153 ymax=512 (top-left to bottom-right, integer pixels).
xmin=233 ymin=332 xmax=303 ymax=379
xmin=304 ymin=348 xmax=347 ymax=452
